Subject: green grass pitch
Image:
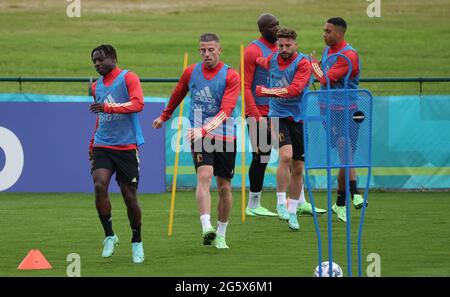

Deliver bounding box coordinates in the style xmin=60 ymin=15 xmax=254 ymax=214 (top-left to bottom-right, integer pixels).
xmin=1 ymin=0 xmax=450 ymax=96
xmin=0 ymin=191 xmax=449 ymax=276
xmin=1 ymin=0 xmax=450 ymax=278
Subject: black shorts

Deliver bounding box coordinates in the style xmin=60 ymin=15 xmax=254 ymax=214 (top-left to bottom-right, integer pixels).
xmin=191 ymin=138 xmax=236 ymax=179
xmin=246 ymin=116 xmax=272 ymax=163
xmin=271 ymin=118 xmax=304 ymax=161
xmin=91 ymin=147 xmax=140 ymax=187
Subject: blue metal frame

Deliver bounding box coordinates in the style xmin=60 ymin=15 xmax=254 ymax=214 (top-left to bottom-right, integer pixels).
xmin=303 ymin=53 xmax=373 ymax=277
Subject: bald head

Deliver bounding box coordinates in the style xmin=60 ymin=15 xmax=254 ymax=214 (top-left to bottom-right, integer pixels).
xmin=257 ymin=13 xmax=277 ymax=31
xmin=257 ymin=13 xmax=279 ymax=43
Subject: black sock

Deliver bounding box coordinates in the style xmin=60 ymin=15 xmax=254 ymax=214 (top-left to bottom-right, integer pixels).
xmin=350 ymin=180 xmax=359 ymax=198
xmin=99 ymin=214 xmax=114 ymax=237
xmin=131 ymin=226 xmax=141 ymax=243
xmin=336 ymin=191 xmax=346 ymax=206
xmin=249 ymin=155 xmax=268 ymax=192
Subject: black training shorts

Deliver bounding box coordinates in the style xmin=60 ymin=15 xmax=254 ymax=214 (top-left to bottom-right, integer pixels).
xmin=91 ymin=147 xmax=140 ymax=187
xmin=191 ymin=138 xmax=237 ymax=179
xmin=271 ymin=118 xmax=304 ymax=161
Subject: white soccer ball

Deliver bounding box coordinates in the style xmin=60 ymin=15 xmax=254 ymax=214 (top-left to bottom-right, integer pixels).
xmin=314 ymin=261 xmax=343 ymax=277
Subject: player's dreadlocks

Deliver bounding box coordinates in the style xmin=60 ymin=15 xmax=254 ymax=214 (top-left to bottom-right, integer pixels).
xmin=91 ymin=44 xmax=117 ymax=62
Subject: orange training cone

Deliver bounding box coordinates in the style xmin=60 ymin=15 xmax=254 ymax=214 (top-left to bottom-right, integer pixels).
xmin=17 ymin=249 xmax=52 ymax=270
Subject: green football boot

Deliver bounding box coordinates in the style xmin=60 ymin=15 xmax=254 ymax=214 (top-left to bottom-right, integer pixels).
xmin=276 ymin=204 xmax=290 ymax=221
xmin=353 ymin=194 xmax=368 ymax=209
xmin=131 ymin=242 xmax=144 ymax=264
xmin=331 ymin=204 xmax=347 ymax=223
xmin=102 ymin=235 xmax=119 ymax=258
xmin=288 ymin=213 xmax=300 ymax=231
xmin=297 ymin=202 xmax=327 ymax=216
xmin=245 ymin=206 xmax=277 ymax=217
xmin=214 ymin=235 xmax=229 ymax=249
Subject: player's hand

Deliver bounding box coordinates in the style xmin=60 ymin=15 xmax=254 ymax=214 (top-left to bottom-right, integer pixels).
xmin=260 ymin=86 xmax=270 ymax=93
xmin=90 ymin=103 xmax=105 ymax=113
xmin=309 ymin=50 xmax=319 ymax=63
xmin=310 ymin=52 xmax=323 ymax=79
xmin=152 ymin=117 xmax=164 ymax=129
xmin=255 ymin=56 xmax=266 ymax=67
xmin=186 ymin=128 xmax=204 ymax=142
xmin=256 ymin=85 xmax=271 ymax=96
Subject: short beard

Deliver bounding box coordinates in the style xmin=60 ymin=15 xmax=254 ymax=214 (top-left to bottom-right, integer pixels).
xmin=263 ymin=32 xmax=277 ymax=44
xmin=280 ymin=53 xmax=292 ymax=60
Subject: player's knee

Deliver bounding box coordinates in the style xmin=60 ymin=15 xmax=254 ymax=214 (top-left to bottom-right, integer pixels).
xmin=121 ymin=188 xmax=137 ymax=205
xmin=197 ymin=171 xmax=213 ymax=186
xmin=218 ymin=183 xmax=231 ymax=197
xmin=291 ymin=166 xmax=303 ymax=177
xmin=94 ymin=180 xmax=108 ymax=195
xmin=124 ymin=195 xmax=139 ymax=208
xmin=251 ymin=152 xmax=262 ymax=164
xmin=279 ymin=153 xmax=292 ymax=165
xmin=252 ymin=152 xmax=271 ymax=165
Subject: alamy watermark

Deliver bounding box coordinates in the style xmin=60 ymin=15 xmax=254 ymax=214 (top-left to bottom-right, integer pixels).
xmin=169 ymin=115 xmax=279 ymax=164
xmin=66 ymin=0 xmax=81 ymax=18
xmin=66 ymin=253 xmax=81 ymax=277
xmin=367 ymin=0 xmax=381 ymax=18
xmin=366 ymin=252 xmax=381 ymax=276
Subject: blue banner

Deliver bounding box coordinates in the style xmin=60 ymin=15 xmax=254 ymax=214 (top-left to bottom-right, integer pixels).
xmin=0 ymin=97 xmax=165 ymax=193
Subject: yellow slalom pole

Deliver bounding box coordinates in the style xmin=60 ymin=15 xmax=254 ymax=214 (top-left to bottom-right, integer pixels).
xmin=168 ymin=52 xmax=189 ymax=236
xmin=240 ymin=44 xmax=246 ymax=223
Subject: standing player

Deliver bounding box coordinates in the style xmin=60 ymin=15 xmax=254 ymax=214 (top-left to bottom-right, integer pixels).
xmin=255 ymin=28 xmax=325 ymax=230
xmin=89 ymin=44 xmax=145 ymax=263
xmin=310 ymin=17 xmax=365 ymax=223
xmin=244 ymin=14 xmax=323 ymax=217
xmin=243 ymin=13 xmax=279 ymax=217
xmin=153 ymin=33 xmax=240 ymax=249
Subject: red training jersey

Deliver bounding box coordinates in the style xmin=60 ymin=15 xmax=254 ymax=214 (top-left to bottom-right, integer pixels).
xmin=255 ymin=52 xmax=312 ymax=98
xmin=317 ymin=40 xmax=359 ymax=86
xmin=243 ymin=37 xmax=277 ymax=119
xmin=159 ymin=61 xmax=240 ymax=141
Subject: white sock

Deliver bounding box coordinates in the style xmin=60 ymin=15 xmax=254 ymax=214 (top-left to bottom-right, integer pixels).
xmin=217 ymin=221 xmax=228 ymax=237
xmin=247 ymin=191 xmax=261 ymax=209
xmin=288 ymin=198 xmax=299 ymax=214
xmin=200 ymin=214 xmax=212 ymax=233
xmin=298 ymin=185 xmax=306 ymax=206
xmin=277 ymin=192 xmax=287 ymax=205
